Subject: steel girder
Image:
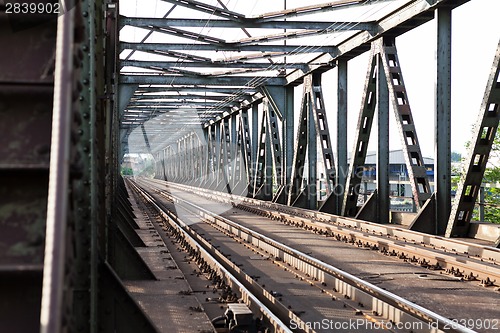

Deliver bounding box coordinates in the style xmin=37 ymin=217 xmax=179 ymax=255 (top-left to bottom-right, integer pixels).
xmin=160 ymin=0 xmax=246 ymax=21
xmin=120 ymin=41 xmax=336 ymax=53
xmin=239 ymin=108 xmax=252 ymax=188
xmin=287 ymin=85 xmax=310 ymax=207
xmin=342 ymin=49 xmax=377 ymax=217
xmin=119 ymin=0 xmax=470 ymax=135
xmin=378 ymin=38 xmax=431 ymax=210
xmin=264 ymin=99 xmax=284 ymax=188
xmin=119 ymin=75 xmax=287 ymax=86
xmin=287 ymin=74 xmax=336 ymax=209
xmin=336 ymin=60 xmax=349 ymax=212
xmin=342 ymin=39 xmax=431 ymax=221
xmin=120 ymin=17 xmax=375 ymax=31
xmin=310 ymin=74 xmax=338 ymax=214
xmin=253 ymin=104 xmax=269 ymax=199
xmin=117 ymin=0 xmax=387 ymax=130
xmin=434 ymin=7 xmax=453 ymax=236
xmin=446 ymin=40 xmax=500 ymax=238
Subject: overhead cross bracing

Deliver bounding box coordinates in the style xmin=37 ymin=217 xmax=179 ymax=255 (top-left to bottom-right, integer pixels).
xmin=119 ymin=0 xmax=463 ymax=133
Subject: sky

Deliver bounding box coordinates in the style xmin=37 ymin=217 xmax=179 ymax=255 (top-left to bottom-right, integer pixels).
xmin=120 ymin=0 xmax=500 ymax=158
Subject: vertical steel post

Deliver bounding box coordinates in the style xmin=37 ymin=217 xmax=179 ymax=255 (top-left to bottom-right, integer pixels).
xmin=175 ymin=141 xmax=180 ymax=181
xmin=435 ymin=7 xmax=452 ymax=235
xmin=215 ymin=122 xmax=221 ymax=185
xmin=222 ymin=118 xmax=231 ymax=189
xmin=308 ymin=97 xmax=318 ymax=209
xmin=252 ymin=103 xmax=259 ymax=182
xmin=337 ymin=59 xmax=348 ymax=210
xmin=265 ymin=111 xmax=274 ymax=198
xmin=377 ymin=53 xmax=390 ymax=223
xmin=239 ymin=108 xmax=251 ymax=184
xmin=191 ymin=133 xmax=196 ymax=181
xmin=285 ymin=86 xmax=294 ymax=188
xmin=288 ymin=88 xmax=309 ymax=206
xmin=231 ymin=113 xmax=238 ymax=183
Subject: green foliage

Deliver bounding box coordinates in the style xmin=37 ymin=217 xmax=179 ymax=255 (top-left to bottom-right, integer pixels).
xmin=451 ymin=151 xmax=462 ymax=162
xmin=475 ymin=129 xmax=500 ymax=224
xmin=121 ymin=167 xmax=133 ymax=175
xmin=483 ymin=188 xmax=500 ymax=224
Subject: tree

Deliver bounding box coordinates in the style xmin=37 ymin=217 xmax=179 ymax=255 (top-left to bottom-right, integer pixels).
xmin=451 ymin=151 xmax=462 ymax=162
xmin=474 ymin=129 xmax=500 ymax=224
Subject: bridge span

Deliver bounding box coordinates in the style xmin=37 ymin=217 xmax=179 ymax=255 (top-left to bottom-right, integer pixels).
xmin=0 ymin=0 xmax=499 ymax=332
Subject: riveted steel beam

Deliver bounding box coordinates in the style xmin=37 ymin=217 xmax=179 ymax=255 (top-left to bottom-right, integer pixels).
xmin=131 ymin=94 xmax=241 ymax=101
xmin=342 ymin=48 xmax=377 ymax=217
xmin=336 ymin=59 xmax=348 ymax=211
xmin=122 ymin=60 xmax=307 ymax=70
xmin=285 ymin=0 xmax=469 ymax=86
xmin=253 ymin=107 xmax=268 ymax=198
xmin=120 ymin=75 xmax=287 ymax=86
xmin=377 ymin=49 xmax=390 ymax=224
xmin=378 ymin=38 xmax=431 ymax=210
xmin=120 ymin=17 xmax=376 ymax=31
xmin=128 ymin=101 xmax=239 ymax=108
xmin=125 ymin=25 xmax=226 ymax=45
xmin=287 ymin=83 xmax=310 ymax=206
xmin=434 ymin=7 xmax=453 ymax=236
xmin=265 ymin=98 xmax=283 ymax=187
xmin=239 ymin=108 xmax=252 ymax=186
xmin=135 ymin=86 xmax=256 ymax=95
xmin=160 ymin=0 xmax=246 ymax=22
xmin=252 ymin=0 xmax=367 ymax=22
xmin=120 ymin=42 xmax=336 ymax=53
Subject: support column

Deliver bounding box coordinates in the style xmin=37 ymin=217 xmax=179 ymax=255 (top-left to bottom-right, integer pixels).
xmin=231 ymin=113 xmax=238 ymax=184
xmin=215 ymin=124 xmax=222 ymax=185
xmin=377 ymin=54 xmax=390 ymax=223
xmin=252 ymin=103 xmax=259 ymax=179
xmin=435 ymin=7 xmax=452 ymax=235
xmin=308 ymin=99 xmax=318 ymax=209
xmin=285 ymin=86 xmax=294 ymax=188
xmin=265 ymin=111 xmax=274 ymax=199
xmin=337 ymin=59 xmax=348 ymax=211
xmin=222 ymin=118 xmax=231 ymax=190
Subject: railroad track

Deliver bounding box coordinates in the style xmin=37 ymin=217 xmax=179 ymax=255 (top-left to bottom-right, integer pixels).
xmin=146 ymin=178 xmax=500 ymax=287
xmin=129 ymin=177 xmax=484 ymax=333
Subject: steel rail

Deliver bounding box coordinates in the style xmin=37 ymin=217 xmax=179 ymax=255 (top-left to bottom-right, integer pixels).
xmin=163 ymin=180 xmax=500 ymax=285
xmin=163 ymin=180 xmax=500 ymax=264
xmin=136 ymin=178 xmax=476 ymax=333
xmin=127 ymin=179 xmax=297 ymax=333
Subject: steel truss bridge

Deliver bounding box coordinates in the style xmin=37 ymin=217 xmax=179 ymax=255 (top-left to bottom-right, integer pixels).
xmin=0 ymin=0 xmax=499 ymax=332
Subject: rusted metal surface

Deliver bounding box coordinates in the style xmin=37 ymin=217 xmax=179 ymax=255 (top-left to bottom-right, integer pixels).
xmin=0 ymin=87 xmax=53 ymax=168
xmin=0 ymin=175 xmax=48 ymax=265
xmin=0 ymin=15 xmax=56 ymax=83
xmin=0 ymin=7 xmax=57 ymax=333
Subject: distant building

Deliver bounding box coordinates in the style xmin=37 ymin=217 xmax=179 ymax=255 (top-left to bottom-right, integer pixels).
xmin=359 ymin=150 xmax=434 ymax=198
